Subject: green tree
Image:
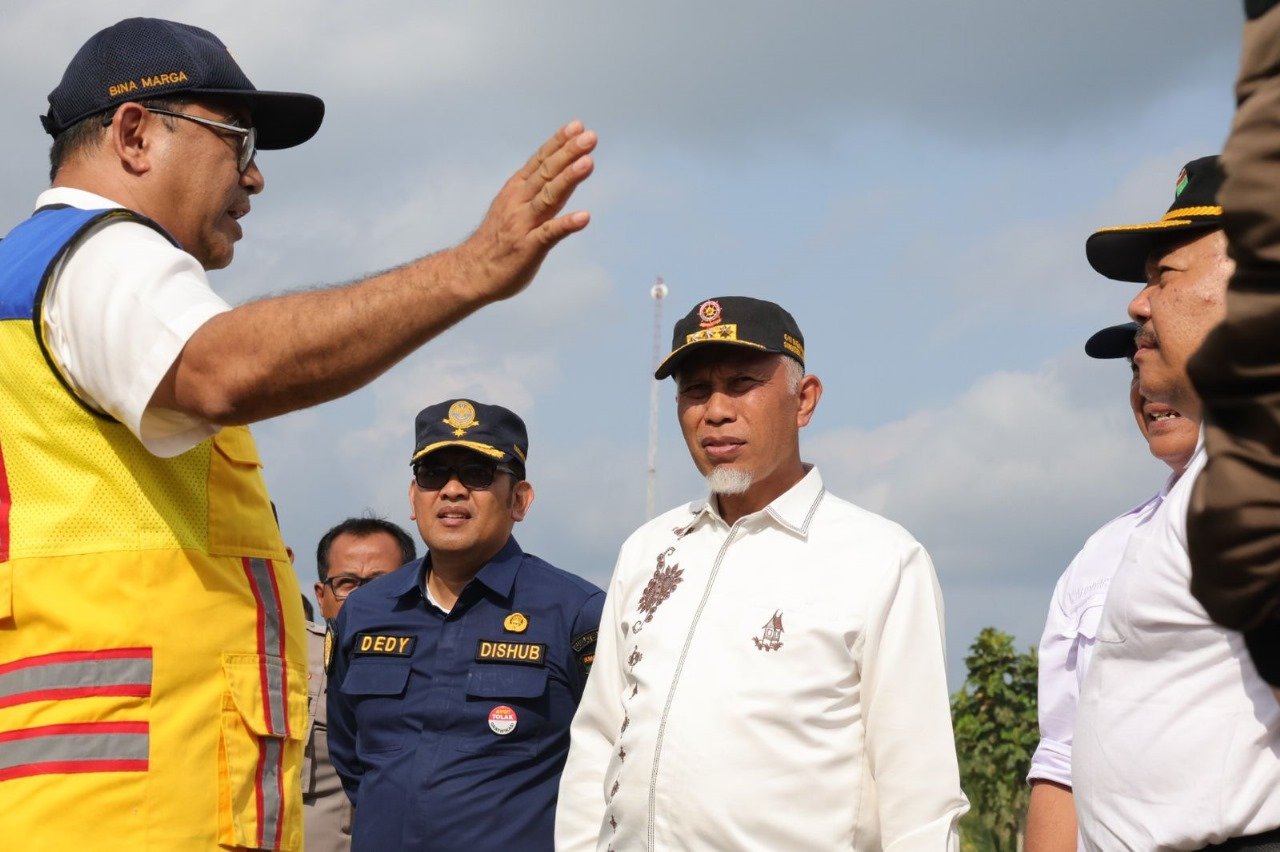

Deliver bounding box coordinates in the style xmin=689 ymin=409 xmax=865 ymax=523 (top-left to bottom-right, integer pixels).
xmin=951 ymin=627 xmax=1039 ymax=852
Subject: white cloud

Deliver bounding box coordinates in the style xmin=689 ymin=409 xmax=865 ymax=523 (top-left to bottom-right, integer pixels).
xmin=806 ymin=349 xmax=1171 ymax=681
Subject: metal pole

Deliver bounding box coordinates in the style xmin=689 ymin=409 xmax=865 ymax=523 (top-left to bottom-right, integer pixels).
xmin=647 ymin=278 xmax=667 ymax=520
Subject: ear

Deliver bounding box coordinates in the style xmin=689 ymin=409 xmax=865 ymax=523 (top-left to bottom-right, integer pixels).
xmin=407 ymin=480 xmax=418 ymax=520
xmin=510 ymin=480 xmax=535 ymax=522
xmin=314 ymin=581 xmax=326 ymax=602
xmin=796 ymin=374 xmax=823 ymax=428
xmin=105 ymin=102 xmax=159 ymax=176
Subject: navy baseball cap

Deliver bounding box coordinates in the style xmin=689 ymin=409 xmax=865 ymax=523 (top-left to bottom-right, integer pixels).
xmin=1084 ymin=322 xmax=1139 ymax=360
xmin=411 ymin=400 xmax=529 ymax=475
xmin=41 ymin=18 xmax=324 ymax=150
xmin=1085 ymin=156 xmax=1223 ymax=284
xmin=655 ymin=296 xmax=805 ymax=380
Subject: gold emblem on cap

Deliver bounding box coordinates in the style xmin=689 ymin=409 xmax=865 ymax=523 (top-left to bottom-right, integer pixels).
xmin=504 ymin=612 xmax=529 ymax=633
xmin=697 ymin=299 xmax=723 ymax=328
xmin=444 ymin=400 xmax=480 ymax=437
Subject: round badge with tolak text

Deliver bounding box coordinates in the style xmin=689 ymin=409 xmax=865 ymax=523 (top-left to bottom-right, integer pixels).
xmin=488 ymin=705 xmax=518 ymax=736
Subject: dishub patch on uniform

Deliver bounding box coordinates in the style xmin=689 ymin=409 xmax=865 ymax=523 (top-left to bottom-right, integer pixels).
xmin=488 ymin=705 xmax=518 ymax=736
xmin=353 ymin=633 xmax=416 ymax=657
xmin=475 ymin=639 xmax=547 ymax=666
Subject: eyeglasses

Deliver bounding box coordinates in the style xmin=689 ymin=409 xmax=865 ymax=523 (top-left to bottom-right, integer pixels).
xmin=104 ymin=106 xmax=257 ymax=173
xmin=322 ymin=574 xmax=383 ymax=600
xmin=413 ymin=460 xmax=519 ymax=491
xmin=149 ymin=108 xmax=256 ymax=173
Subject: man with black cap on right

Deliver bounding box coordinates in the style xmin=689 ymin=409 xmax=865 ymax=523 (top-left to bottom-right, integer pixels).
xmin=1070 ymin=158 xmax=1280 ymax=850
xmin=557 ymin=297 xmax=967 ymax=851
xmin=0 ymin=16 xmax=594 ymax=852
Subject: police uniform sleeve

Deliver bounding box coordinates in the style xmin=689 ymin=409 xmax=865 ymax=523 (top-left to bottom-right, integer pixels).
xmin=567 ymin=589 xmax=605 ymax=701
xmin=1186 ymin=1 xmax=1280 ymax=646
xmin=324 ymin=613 xmax=364 ymax=805
xmin=556 ymin=550 xmax=630 ymax=852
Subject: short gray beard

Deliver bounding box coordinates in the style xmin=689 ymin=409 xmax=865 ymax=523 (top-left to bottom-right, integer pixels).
xmin=706 ymin=467 xmax=753 ymax=495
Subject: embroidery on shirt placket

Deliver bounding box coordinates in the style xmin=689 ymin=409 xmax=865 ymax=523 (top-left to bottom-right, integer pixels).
xmin=636 ymin=547 xmax=683 ymax=627
xmin=609 ymin=544 xmax=687 ymax=842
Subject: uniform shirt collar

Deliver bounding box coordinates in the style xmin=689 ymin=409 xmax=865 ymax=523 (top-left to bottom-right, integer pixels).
xmin=36 ymin=187 xmax=125 ymax=212
xmin=678 ymin=464 xmax=826 ymax=539
xmin=390 ymin=536 xmax=526 ymax=603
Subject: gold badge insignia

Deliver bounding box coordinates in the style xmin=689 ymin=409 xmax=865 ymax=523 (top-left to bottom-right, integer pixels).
xmin=323 ymin=626 xmax=334 ymax=672
xmin=504 ymin=612 xmax=529 ymax=633
xmin=697 ymin=299 xmax=723 ymax=328
xmin=443 ymin=400 xmax=480 ymax=437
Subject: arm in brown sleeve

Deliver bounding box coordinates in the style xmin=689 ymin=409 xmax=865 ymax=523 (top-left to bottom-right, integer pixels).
xmin=1187 ymin=3 xmax=1280 ymax=654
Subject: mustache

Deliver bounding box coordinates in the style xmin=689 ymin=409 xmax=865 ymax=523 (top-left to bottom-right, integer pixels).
xmin=1135 ymin=327 xmax=1158 ymax=349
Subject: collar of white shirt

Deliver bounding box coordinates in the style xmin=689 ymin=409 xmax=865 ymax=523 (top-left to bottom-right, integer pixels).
xmin=679 ymin=463 xmax=826 ymax=539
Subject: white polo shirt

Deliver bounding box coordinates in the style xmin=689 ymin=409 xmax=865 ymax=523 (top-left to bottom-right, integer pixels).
xmin=556 ymin=467 xmax=968 ymax=851
xmin=1074 ymin=445 xmax=1280 ymax=849
xmin=33 ymin=187 xmax=229 ymax=457
xmin=1028 ymin=479 xmax=1170 ymax=789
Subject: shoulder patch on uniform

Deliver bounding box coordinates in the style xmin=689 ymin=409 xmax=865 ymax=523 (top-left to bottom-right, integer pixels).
xmin=572 ymin=629 xmax=598 ymax=676
xmin=475 ymin=639 xmax=547 ymax=667
xmin=353 ymin=632 xmax=416 ymax=657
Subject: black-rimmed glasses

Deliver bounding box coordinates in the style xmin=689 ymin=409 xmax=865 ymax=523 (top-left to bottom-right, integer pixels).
xmin=322 ymin=575 xmax=382 ymax=600
xmin=413 ymin=460 xmax=518 ymax=491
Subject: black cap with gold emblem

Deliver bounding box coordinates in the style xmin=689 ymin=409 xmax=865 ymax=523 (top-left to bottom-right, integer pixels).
xmin=1085 ymin=155 xmax=1224 ymax=283
xmin=411 ymin=399 xmax=528 ymax=473
xmin=654 ymin=296 xmax=805 ymax=380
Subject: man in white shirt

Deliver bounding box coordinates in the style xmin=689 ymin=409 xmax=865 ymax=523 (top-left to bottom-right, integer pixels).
xmin=0 ymin=17 xmax=595 ymax=850
xmin=1025 ymin=323 xmax=1198 ymax=852
xmin=556 ymin=297 xmax=968 ymax=851
xmin=1072 ymin=157 xmax=1280 ymax=849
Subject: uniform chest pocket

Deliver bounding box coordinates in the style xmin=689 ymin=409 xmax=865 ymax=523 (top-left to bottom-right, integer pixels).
xmin=467 ymin=665 xmax=549 ymax=699
xmin=341 ymin=660 xmax=411 ymax=754
xmin=455 ymin=665 xmax=550 ymax=755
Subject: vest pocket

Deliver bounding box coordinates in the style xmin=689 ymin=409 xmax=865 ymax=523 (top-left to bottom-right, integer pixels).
xmin=207 ymin=426 xmax=288 ymax=559
xmin=0 ymin=562 xmax=11 ymax=623
xmin=217 ymin=654 xmax=306 ymax=850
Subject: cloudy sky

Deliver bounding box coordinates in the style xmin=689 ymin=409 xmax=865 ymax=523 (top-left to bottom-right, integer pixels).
xmin=1 ymin=2 xmax=1243 ymax=683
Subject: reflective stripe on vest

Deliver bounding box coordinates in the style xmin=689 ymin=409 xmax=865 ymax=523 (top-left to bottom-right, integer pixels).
xmin=0 ymin=648 xmax=152 ymax=709
xmin=0 ymin=721 xmax=148 ymax=781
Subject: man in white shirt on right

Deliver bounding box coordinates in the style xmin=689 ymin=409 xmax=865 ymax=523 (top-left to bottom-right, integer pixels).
xmin=1072 ymin=156 xmax=1280 ymax=850
xmin=1025 ymin=322 xmax=1198 ymax=852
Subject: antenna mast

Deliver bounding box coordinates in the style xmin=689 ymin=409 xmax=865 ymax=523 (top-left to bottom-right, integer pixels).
xmin=647 ymin=277 xmax=668 ymax=520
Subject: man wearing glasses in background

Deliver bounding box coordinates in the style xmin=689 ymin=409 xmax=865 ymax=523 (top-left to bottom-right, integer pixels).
xmin=306 ymin=517 xmax=417 ymax=852
xmin=0 ymin=16 xmax=593 ymax=850
xmin=328 ymin=400 xmax=603 ymax=851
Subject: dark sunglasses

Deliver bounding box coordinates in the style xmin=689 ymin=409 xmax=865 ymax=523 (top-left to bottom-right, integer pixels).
xmin=413 ymin=460 xmax=519 ymax=491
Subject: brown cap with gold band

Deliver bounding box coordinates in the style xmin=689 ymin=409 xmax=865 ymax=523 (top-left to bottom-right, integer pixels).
xmin=1085 ymin=155 xmax=1223 ymax=284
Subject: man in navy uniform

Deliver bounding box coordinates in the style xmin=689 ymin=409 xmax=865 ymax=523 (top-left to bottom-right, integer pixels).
xmin=328 ymin=399 xmax=604 ymax=851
